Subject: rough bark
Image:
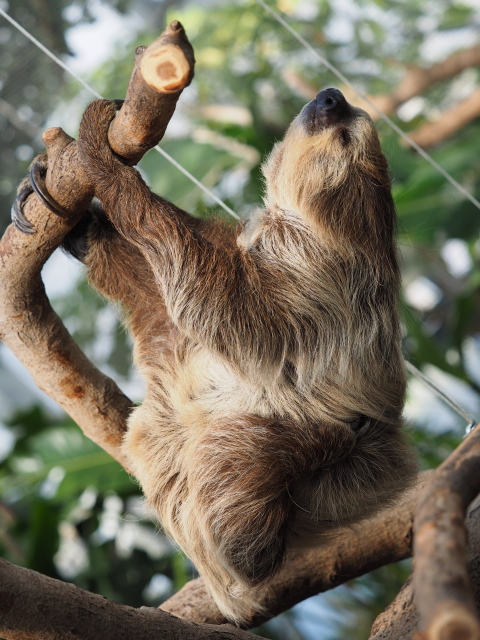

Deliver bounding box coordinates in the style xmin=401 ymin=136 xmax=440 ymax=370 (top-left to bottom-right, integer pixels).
xmin=413 ymin=424 xmax=480 ymax=640
xmin=0 ymin=558 xmax=253 ymax=640
xmin=369 ymin=494 xmax=480 ymax=640
xmin=0 ymin=134 xmax=131 ymax=467
xmin=369 ymin=575 xmax=419 ymax=640
xmin=0 ymin=21 xmax=195 ymax=469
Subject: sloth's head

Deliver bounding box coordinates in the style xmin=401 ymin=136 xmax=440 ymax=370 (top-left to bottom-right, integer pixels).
xmin=262 ymin=88 xmax=396 ymax=249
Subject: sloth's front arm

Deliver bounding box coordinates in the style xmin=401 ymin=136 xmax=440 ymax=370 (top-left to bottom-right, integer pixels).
xmin=76 ymin=100 xmax=286 ymax=368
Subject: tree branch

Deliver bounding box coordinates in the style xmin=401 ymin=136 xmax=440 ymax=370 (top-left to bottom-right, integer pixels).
xmin=406 ymin=87 xmax=480 ymax=148
xmin=0 ymin=21 xmax=194 ymax=468
xmin=369 ymin=575 xmax=418 ymax=640
xmin=0 ymin=558 xmax=254 ymax=640
xmin=369 ymin=493 xmax=480 ymax=640
xmin=108 ymin=20 xmax=195 ymax=164
xmin=413 ymin=424 xmax=480 ymax=640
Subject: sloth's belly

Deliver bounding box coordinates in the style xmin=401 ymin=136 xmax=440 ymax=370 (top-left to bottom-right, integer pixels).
xmin=169 ymin=347 xmax=332 ymax=426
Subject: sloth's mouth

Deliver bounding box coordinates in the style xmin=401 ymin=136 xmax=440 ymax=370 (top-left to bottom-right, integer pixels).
xmin=302 ymin=88 xmax=354 ymax=135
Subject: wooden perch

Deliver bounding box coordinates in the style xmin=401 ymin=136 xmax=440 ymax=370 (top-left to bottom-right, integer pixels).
xmin=108 ymin=20 xmax=195 ymax=164
xmin=369 ymin=492 xmax=480 ymax=640
xmin=0 ymin=21 xmax=194 ymax=469
xmin=369 ymin=575 xmax=418 ymax=640
xmin=413 ymin=424 xmax=480 ymax=640
xmin=0 ymin=558 xmax=253 ymax=640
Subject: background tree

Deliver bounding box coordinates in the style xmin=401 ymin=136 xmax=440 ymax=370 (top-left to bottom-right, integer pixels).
xmin=1 ymin=0 xmax=480 ymax=638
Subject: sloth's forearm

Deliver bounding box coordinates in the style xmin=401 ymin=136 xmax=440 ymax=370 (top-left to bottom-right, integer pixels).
xmin=99 ymin=184 xmax=277 ymax=361
xmin=79 ymin=99 xmax=280 ymax=360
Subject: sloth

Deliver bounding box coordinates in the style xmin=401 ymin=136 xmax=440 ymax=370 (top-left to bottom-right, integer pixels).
xmin=14 ymin=89 xmax=417 ymax=624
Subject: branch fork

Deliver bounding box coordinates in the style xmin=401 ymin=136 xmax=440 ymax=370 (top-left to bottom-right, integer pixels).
xmin=0 ymin=20 xmax=194 ymax=467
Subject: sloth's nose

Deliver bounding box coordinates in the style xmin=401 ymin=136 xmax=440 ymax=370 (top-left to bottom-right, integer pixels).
xmin=316 ymin=88 xmax=347 ymax=113
xmin=301 ymin=87 xmax=352 ymax=131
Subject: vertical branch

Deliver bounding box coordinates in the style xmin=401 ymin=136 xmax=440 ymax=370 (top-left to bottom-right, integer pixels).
xmin=0 ymin=21 xmax=195 ymax=467
xmin=413 ymin=425 xmax=480 ymax=640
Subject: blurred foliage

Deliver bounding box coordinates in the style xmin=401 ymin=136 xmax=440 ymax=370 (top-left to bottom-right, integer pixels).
xmin=1 ymin=0 xmax=480 ymax=639
xmin=0 ymin=404 xmax=195 ymax=622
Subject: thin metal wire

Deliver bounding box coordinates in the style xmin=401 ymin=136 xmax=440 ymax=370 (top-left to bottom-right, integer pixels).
xmin=0 ymin=8 xmax=102 ymax=99
xmin=154 ymin=146 xmax=239 ymax=219
xmin=4 ymin=2 xmax=479 ymax=215
xmin=1 ymin=6 xmax=477 ymax=426
xmin=0 ymin=8 xmax=239 ymax=220
xmin=405 ymin=360 xmax=476 ymax=428
xmin=256 ymin=0 xmax=480 ymax=213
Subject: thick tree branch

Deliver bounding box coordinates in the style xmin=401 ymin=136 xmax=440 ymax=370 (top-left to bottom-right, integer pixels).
xmin=0 ymin=558 xmax=254 ymax=640
xmin=0 ymin=22 xmax=194 ymax=468
xmin=369 ymin=575 xmax=418 ymax=640
xmin=108 ymin=20 xmax=195 ymax=164
xmin=161 ymin=473 xmax=430 ymax=626
xmin=413 ymin=424 xmax=480 ymax=640
xmin=369 ymin=493 xmax=480 ymax=640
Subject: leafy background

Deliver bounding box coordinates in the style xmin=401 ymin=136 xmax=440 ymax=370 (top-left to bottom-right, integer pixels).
xmin=1 ymin=0 xmax=480 ymax=638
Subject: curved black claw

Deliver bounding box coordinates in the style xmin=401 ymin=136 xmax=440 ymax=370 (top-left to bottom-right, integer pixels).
xmin=11 ymin=183 xmax=36 ymax=234
xmin=29 ymin=162 xmax=69 ymax=219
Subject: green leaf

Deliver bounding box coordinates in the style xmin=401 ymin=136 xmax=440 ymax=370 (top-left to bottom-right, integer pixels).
xmin=2 ymin=425 xmax=134 ymax=502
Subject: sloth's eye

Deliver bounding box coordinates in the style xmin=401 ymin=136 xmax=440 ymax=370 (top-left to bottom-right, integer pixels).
xmin=339 ymin=128 xmax=351 ymax=145
xmin=350 ymin=415 xmax=367 ymax=432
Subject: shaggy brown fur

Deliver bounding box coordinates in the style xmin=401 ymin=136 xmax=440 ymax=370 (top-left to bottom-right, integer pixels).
xmin=71 ymin=91 xmax=417 ymax=623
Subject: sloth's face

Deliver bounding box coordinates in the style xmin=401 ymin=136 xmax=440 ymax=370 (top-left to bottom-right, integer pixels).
xmin=297 ymin=88 xmax=379 ymax=150
xmin=262 ymin=88 xmax=394 ymax=240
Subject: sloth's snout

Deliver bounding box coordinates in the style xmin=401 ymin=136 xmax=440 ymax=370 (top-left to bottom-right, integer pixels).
xmin=315 ymin=88 xmax=351 ymax=123
xmin=316 ymin=88 xmax=346 ymax=112
xmin=302 ymin=87 xmax=353 ymax=133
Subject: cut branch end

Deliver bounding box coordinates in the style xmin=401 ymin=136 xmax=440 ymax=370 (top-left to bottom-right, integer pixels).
xmin=140 ymin=44 xmax=191 ymax=93
xmin=426 ymin=603 xmax=480 ymax=640
xmin=42 ymin=127 xmax=74 ymax=152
